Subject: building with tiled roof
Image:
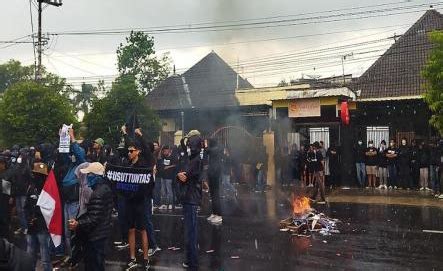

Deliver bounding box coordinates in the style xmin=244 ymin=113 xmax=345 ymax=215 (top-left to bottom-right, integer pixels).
xmin=355 ymin=9 xmax=443 ymax=100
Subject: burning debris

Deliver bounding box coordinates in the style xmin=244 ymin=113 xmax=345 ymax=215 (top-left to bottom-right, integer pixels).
xmin=280 ymin=197 xmax=340 ymax=237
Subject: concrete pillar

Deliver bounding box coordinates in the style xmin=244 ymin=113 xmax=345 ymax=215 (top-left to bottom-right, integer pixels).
xmin=263 ymin=131 xmax=275 ymax=186
xmin=174 ymin=130 xmax=184 ymax=146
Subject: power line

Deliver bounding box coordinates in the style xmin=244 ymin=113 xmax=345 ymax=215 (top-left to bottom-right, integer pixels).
xmin=46 ymin=3 xmax=441 ymax=36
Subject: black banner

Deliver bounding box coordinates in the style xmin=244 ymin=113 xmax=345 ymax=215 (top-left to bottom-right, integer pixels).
xmin=105 ymin=164 xmax=153 ymax=194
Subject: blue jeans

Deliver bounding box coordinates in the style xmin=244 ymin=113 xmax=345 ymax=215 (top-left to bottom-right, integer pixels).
xmin=153 ymin=177 xmax=161 ymax=206
xmin=355 ymin=163 xmax=366 ymax=187
xmin=27 ymin=231 xmax=52 ymax=271
xmin=222 ymin=174 xmax=237 ymax=197
xmin=183 ymin=204 xmax=198 ymax=269
xmin=15 ymin=196 xmax=27 ymax=230
xmin=145 ymin=198 xmax=158 ymax=249
xmin=63 ymin=201 xmax=79 ymax=256
xmin=161 ymin=178 xmax=173 ymax=205
xmin=84 ymin=238 xmax=106 ymax=271
xmin=256 ymin=170 xmax=265 ymax=192
xmin=388 ymin=164 xmax=398 ymax=187
xmin=430 ymin=165 xmax=440 ymax=192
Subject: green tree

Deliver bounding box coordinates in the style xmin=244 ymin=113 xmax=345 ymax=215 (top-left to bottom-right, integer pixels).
xmin=0 ymin=60 xmax=34 ymax=93
xmin=117 ymin=31 xmax=171 ymax=94
xmin=84 ymin=75 xmax=160 ymax=145
xmin=72 ymin=83 xmax=98 ymax=115
xmin=0 ymin=81 xmax=77 ymax=145
xmin=0 ymin=59 xmax=74 ymax=97
xmin=423 ymin=31 xmax=443 ymax=135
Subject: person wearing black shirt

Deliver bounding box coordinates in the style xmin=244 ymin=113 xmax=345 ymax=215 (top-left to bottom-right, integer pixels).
xmin=207 ymin=139 xmax=223 ymax=224
xmin=429 ymin=141 xmax=441 ymax=195
xmin=25 ymin=165 xmax=52 ymax=271
xmin=121 ymin=126 xmax=154 ymax=271
xmin=326 ymin=144 xmax=339 ymax=188
xmin=310 ymin=142 xmax=325 ymax=204
xmin=410 ymin=140 xmax=420 ymax=189
xmin=221 ymin=147 xmax=237 ymax=199
xmin=157 ymin=146 xmax=177 ymax=210
xmin=177 ymin=131 xmax=203 ymax=270
xmin=299 ymin=145 xmax=308 ymax=187
xmin=355 ymin=139 xmax=367 ymax=188
xmin=386 ymin=139 xmax=399 ymax=189
xmin=306 ymin=145 xmax=315 ymax=187
xmin=365 ymin=140 xmax=378 ymax=189
xmin=377 ymin=140 xmax=388 ymax=189
xmin=397 ymin=138 xmax=412 ymax=189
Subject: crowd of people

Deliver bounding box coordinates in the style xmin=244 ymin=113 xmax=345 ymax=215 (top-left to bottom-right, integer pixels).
xmin=0 ymin=125 xmax=241 ymax=271
xmin=2 ymin=125 xmax=443 ymax=270
xmin=276 ymin=137 xmax=443 ymax=201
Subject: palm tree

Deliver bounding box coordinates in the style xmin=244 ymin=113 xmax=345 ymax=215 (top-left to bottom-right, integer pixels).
xmin=73 ymin=83 xmax=98 ymax=115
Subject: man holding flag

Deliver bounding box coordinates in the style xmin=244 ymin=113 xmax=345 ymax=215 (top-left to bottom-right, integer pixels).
xmin=67 ymin=162 xmax=113 ymax=271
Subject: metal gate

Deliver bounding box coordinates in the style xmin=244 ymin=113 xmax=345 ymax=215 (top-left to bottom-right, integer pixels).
xmin=210 ymin=126 xmax=263 ymax=184
xmin=367 ymin=126 xmax=389 ymax=145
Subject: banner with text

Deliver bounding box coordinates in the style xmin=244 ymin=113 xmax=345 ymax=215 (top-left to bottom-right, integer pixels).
xmin=105 ymin=164 xmax=153 ymax=195
xmin=289 ymin=98 xmax=321 ymax=118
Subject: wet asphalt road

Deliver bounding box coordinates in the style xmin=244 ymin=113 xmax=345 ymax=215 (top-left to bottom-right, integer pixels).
xmin=11 ymin=185 xmax=443 ymax=270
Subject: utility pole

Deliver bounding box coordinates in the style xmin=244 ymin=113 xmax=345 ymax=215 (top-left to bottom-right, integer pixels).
xmin=36 ymin=0 xmax=62 ymax=81
xmin=341 ymin=53 xmax=353 ymax=86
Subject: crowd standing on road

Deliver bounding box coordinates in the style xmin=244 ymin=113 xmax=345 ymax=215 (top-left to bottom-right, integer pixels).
xmin=2 ymin=123 xmax=443 ymax=270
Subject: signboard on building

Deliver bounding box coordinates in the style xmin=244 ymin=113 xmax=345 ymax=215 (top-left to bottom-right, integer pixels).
xmin=288 ymin=98 xmax=321 ymax=118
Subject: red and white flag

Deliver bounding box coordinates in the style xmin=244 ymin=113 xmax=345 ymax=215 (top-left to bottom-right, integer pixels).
xmin=37 ymin=169 xmax=62 ymax=247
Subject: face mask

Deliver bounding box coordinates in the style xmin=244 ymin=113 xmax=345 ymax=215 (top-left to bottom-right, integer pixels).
xmin=358 ymin=141 xmax=362 ymax=145
xmin=11 ymin=157 xmax=16 ymax=163
xmin=368 ymin=144 xmax=373 ymax=148
xmin=401 ymin=140 xmax=406 ymax=146
xmin=17 ymin=157 xmax=22 ymax=164
xmin=390 ymin=143 xmax=395 ymax=147
xmin=87 ymin=175 xmax=98 ymax=187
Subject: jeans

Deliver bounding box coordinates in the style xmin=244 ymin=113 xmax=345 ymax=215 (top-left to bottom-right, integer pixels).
xmin=27 ymin=231 xmax=52 ymax=271
xmin=221 ymin=174 xmax=237 ymax=197
xmin=355 ymin=162 xmax=366 ymax=187
xmin=183 ymin=204 xmax=198 ymax=269
xmin=430 ymin=165 xmax=440 ymax=192
xmin=153 ymin=177 xmax=161 ymax=206
xmin=256 ymin=169 xmax=265 ymax=192
xmin=84 ymin=238 xmax=106 ymax=271
xmin=161 ymin=178 xmax=173 ymax=206
xmin=388 ymin=164 xmax=398 ymax=187
xmin=63 ymin=201 xmax=79 ymax=256
xmin=145 ymin=198 xmax=158 ymax=249
xmin=15 ymin=196 xmax=27 ymax=231
xmin=117 ymin=196 xmax=128 ymax=242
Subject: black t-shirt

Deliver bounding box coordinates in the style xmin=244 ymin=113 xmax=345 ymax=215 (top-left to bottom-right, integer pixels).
xmin=378 ymin=147 xmax=388 ymax=167
xmin=397 ymin=146 xmax=411 ymax=168
xmin=365 ymin=147 xmax=378 ymax=166
xmin=308 ymin=150 xmax=323 ymax=172
xmin=158 ymin=155 xmax=178 ymax=180
xmin=386 ymin=147 xmax=398 ymax=165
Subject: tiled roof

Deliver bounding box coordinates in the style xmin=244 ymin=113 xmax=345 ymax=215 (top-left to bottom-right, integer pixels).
xmin=146 ymin=51 xmax=253 ymax=110
xmin=355 ymin=10 xmax=443 ymax=99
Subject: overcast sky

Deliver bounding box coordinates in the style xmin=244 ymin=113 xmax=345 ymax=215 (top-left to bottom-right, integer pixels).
xmin=0 ymin=0 xmax=440 ymax=88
